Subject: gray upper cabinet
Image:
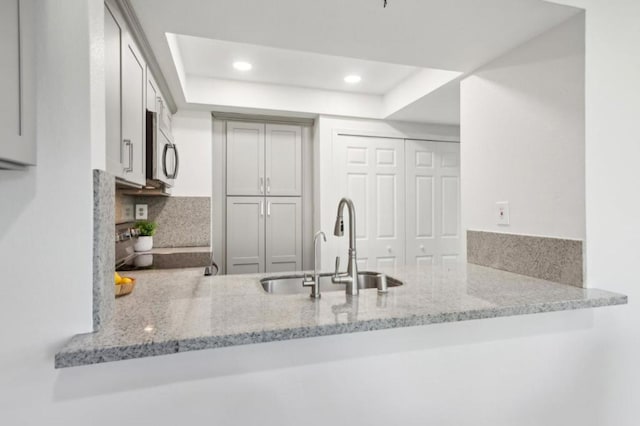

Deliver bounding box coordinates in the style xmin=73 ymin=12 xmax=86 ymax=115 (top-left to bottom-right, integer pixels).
xmin=0 ymin=0 xmax=36 ymax=169
xmin=104 ymin=4 xmax=124 ymax=178
xmin=120 ymin=33 xmax=146 ymax=186
xmin=226 ymin=122 xmax=265 ymax=196
xmin=226 ymin=121 xmax=302 ymax=196
xmin=265 ymin=124 xmax=302 ymax=196
xmin=146 ymin=71 xmax=159 ymax=113
xmin=105 ymin=1 xmax=146 ymax=187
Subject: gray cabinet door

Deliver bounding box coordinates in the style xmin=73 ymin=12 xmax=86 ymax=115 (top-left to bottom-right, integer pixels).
xmin=121 ymin=33 xmax=146 ymax=186
xmin=226 ymin=122 xmax=265 ymax=196
xmin=226 ymin=197 xmax=265 ymax=274
xmin=266 ymin=197 xmax=302 ymax=273
xmin=265 ymin=124 xmax=302 ymax=196
xmin=0 ymin=0 xmax=36 ymax=168
xmin=104 ymin=4 xmax=124 ymax=178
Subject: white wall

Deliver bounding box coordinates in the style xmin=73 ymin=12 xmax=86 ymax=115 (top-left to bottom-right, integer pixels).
xmin=1 ymin=2 xmax=639 ymax=426
xmin=461 ymin=14 xmax=585 ymax=240
xmin=168 ymin=110 xmax=212 ymax=197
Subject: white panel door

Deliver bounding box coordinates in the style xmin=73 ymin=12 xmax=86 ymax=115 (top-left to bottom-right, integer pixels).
xmin=405 ymin=140 xmax=461 ymax=267
xmin=121 ymin=33 xmax=146 ymax=186
xmin=226 ymin=122 xmax=265 ymax=196
xmin=226 ymin=197 xmax=265 ymax=274
xmin=265 ymin=124 xmax=302 ymax=196
xmin=334 ymin=134 xmax=405 ymax=270
xmin=266 ymin=197 xmax=302 ymax=272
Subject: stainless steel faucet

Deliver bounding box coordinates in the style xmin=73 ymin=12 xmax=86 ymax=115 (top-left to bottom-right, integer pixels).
xmin=303 ymin=231 xmax=326 ymax=298
xmin=331 ymin=197 xmax=359 ymax=296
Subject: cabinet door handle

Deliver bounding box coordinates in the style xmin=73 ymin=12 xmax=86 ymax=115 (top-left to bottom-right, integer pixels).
xmin=266 ymin=177 xmax=271 ymax=194
xmin=259 ymin=177 xmax=264 ymax=194
xmin=123 ymin=139 xmax=133 ymax=172
xmin=170 ymin=144 xmax=179 ymax=179
xmin=162 ymin=143 xmax=169 ymax=178
xmin=260 ymin=200 xmax=264 ymax=216
xmin=267 ymin=201 xmax=271 ymax=216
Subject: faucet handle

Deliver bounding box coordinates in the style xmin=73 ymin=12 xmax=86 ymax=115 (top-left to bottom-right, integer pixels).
xmin=334 ymin=256 xmax=341 ymax=275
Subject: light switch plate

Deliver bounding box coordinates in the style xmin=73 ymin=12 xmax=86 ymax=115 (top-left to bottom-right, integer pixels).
xmin=497 ymin=201 xmax=510 ymax=225
xmin=123 ymin=205 xmax=134 ymax=222
xmin=135 ymin=204 xmax=148 ymax=220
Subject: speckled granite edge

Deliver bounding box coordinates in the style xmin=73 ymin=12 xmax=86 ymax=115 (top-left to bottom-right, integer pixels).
xmin=55 ymin=293 xmax=626 ymax=368
xmin=92 ymin=170 xmax=115 ymax=330
xmin=467 ymin=230 xmax=584 ymax=287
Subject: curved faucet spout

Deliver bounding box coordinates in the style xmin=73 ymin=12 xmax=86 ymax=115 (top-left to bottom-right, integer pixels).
xmin=332 ymin=198 xmax=359 ymax=295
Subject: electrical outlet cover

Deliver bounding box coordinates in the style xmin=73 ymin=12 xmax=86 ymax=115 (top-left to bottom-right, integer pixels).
xmin=135 ymin=204 xmax=148 ymax=220
xmin=497 ymin=201 xmax=510 ymax=225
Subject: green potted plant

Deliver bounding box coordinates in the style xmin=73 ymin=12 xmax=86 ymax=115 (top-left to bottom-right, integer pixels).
xmin=133 ymin=220 xmax=157 ymax=252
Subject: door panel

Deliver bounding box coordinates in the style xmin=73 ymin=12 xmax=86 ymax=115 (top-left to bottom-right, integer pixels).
xmin=121 ymin=34 xmax=146 ymax=186
xmin=227 ymin=122 xmax=265 ymax=196
xmin=226 ymin=197 xmax=265 ymax=274
xmin=335 ymin=134 xmax=405 ymax=270
xmin=265 ymin=124 xmax=302 ymax=196
xmin=406 ymin=140 xmax=461 ymax=266
xmin=266 ymin=197 xmax=302 ymax=272
xmin=104 ymin=4 xmax=123 ymax=177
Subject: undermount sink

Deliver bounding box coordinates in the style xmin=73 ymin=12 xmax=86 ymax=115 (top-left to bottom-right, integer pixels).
xmin=260 ymin=271 xmax=403 ymax=295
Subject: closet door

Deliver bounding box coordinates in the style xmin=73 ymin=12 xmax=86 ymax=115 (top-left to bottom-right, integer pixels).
xmin=334 ymin=134 xmax=405 ymax=271
xmin=265 ymin=124 xmax=302 ymax=196
xmin=226 ymin=197 xmax=265 ymax=274
xmin=265 ymin=197 xmax=302 ymax=273
xmin=226 ymin=122 xmax=265 ymax=196
xmin=405 ymin=140 xmax=461 ymax=268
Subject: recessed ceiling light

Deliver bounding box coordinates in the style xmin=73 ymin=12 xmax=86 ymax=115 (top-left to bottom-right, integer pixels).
xmin=233 ymin=61 xmax=252 ymax=71
xmin=344 ymin=74 xmax=362 ymax=84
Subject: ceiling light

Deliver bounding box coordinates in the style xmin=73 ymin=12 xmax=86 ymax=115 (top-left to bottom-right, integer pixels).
xmin=233 ymin=61 xmax=252 ymax=71
xmin=344 ymin=74 xmax=362 ymax=84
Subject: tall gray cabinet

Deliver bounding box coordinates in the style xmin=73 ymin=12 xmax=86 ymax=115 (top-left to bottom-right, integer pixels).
xmin=226 ymin=122 xmax=303 ymax=274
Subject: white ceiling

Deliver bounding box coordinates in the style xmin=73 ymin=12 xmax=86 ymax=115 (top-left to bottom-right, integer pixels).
xmin=129 ymin=0 xmax=582 ymax=124
xmin=175 ymin=35 xmax=420 ymax=95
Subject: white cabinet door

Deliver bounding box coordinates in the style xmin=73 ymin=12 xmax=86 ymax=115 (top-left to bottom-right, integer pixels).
xmin=146 ymin=70 xmax=159 ymax=113
xmin=226 ymin=122 xmax=265 ymax=196
xmin=266 ymin=197 xmax=302 ymax=272
xmin=265 ymin=124 xmax=302 ymax=196
xmin=104 ymin=4 xmax=124 ymax=178
xmin=0 ymin=0 xmax=36 ymax=168
xmin=334 ymin=134 xmax=405 ymax=270
xmin=121 ymin=33 xmax=146 ymax=186
xmin=226 ymin=197 xmax=266 ymax=274
xmin=405 ymin=140 xmax=461 ymax=268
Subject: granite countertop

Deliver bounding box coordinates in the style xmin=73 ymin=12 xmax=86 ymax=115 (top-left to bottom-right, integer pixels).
xmin=55 ymin=264 xmax=627 ymax=368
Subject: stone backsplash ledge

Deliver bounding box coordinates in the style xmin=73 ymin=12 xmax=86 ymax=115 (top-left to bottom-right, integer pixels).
xmin=467 ymin=230 xmax=583 ymax=287
xmin=135 ymin=196 xmax=211 ymax=248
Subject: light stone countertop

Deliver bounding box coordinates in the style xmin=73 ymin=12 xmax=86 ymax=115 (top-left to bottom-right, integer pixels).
xmin=55 ymin=263 xmax=627 ymax=368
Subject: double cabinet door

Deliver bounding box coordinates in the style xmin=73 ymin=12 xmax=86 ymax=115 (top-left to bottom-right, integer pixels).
xmin=226 ymin=197 xmax=302 ymax=274
xmin=226 ymin=122 xmax=302 ymax=196
xmin=105 ymin=1 xmax=146 ymax=186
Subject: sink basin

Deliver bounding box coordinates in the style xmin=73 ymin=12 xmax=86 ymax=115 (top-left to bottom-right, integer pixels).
xmin=260 ymin=271 xmax=403 ymax=295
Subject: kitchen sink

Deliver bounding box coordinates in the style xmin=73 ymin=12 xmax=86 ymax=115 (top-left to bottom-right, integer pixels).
xmin=260 ymin=271 xmax=403 ymax=295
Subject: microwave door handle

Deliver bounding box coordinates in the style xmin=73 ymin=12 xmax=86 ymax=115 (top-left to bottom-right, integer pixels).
xmin=170 ymin=144 xmax=179 ymax=179
xmin=162 ymin=143 xmax=170 ymax=178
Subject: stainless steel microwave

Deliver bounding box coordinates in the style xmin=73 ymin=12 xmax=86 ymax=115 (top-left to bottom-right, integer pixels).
xmin=145 ymin=110 xmax=178 ymax=188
